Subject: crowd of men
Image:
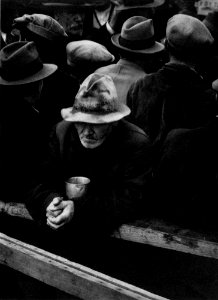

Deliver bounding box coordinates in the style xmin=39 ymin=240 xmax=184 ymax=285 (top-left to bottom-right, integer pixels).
xmin=1 ymin=0 xmax=218 ymax=259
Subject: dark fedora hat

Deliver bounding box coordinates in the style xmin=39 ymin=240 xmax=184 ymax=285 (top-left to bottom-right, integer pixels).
xmin=111 ymin=15 xmax=164 ymax=54
xmin=0 ymin=41 xmax=57 ymax=85
xmin=61 ymin=73 xmax=130 ymax=124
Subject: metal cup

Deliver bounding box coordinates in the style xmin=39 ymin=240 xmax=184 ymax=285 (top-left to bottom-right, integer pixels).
xmin=65 ymin=176 xmax=90 ymax=200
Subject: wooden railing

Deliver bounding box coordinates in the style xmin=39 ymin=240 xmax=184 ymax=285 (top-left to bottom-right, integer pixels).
xmin=0 ymin=200 xmax=169 ymax=300
xmin=1 ymin=201 xmax=218 ymax=260
xmin=0 ymin=232 xmax=167 ymax=300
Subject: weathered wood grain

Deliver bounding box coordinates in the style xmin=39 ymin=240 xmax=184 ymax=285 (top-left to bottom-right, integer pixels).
xmin=0 ymin=233 xmax=167 ymax=300
xmin=113 ymin=221 xmax=218 ymax=259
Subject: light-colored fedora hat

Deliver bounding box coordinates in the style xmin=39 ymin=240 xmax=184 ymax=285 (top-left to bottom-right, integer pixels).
xmin=0 ymin=41 xmax=57 ymax=85
xmin=111 ymin=16 xmax=165 ymax=54
xmin=61 ymin=73 xmax=130 ymax=124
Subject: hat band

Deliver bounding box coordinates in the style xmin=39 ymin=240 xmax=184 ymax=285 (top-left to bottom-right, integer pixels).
xmin=73 ymin=101 xmax=117 ymax=114
xmin=119 ymin=35 xmax=155 ymax=50
xmin=0 ymin=57 xmax=43 ymax=81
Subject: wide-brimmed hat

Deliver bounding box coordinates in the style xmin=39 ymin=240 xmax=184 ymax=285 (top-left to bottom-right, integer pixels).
xmin=111 ymin=16 xmax=164 ymax=54
xmin=166 ymin=14 xmax=214 ymax=54
xmin=13 ymin=14 xmax=68 ymax=41
xmin=61 ymin=73 xmax=130 ymax=124
xmin=66 ymin=40 xmax=115 ymax=66
xmin=0 ymin=41 xmax=57 ymax=85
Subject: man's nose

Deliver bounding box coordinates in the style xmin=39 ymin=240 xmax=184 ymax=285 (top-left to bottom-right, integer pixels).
xmin=83 ymin=125 xmax=94 ymax=135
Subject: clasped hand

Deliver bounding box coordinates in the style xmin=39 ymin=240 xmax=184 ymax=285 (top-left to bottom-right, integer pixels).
xmin=46 ymin=197 xmax=74 ymax=230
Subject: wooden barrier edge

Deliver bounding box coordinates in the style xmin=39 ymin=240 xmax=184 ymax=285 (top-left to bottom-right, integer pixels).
xmin=0 ymin=232 xmax=167 ymax=300
xmin=1 ymin=201 xmax=218 ymax=260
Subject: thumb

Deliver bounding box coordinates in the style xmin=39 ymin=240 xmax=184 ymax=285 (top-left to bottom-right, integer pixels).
xmin=53 ymin=197 xmax=63 ymax=206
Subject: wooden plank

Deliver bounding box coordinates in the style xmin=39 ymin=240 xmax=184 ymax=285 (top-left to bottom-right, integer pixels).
xmin=0 ymin=233 xmax=167 ymax=300
xmin=113 ymin=220 xmax=218 ymax=259
xmin=0 ymin=201 xmax=33 ymax=220
xmin=1 ymin=201 xmax=218 ymax=259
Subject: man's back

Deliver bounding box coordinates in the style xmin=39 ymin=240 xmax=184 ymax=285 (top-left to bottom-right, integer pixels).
xmin=96 ymin=59 xmax=146 ymax=104
xmin=127 ymin=62 xmax=217 ymax=142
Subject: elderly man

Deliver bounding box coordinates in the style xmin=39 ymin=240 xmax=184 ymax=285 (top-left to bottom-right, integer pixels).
xmin=27 ymin=73 xmax=152 ymax=242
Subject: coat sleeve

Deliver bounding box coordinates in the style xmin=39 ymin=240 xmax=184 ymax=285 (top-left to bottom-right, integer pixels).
xmin=26 ymin=126 xmax=65 ymax=224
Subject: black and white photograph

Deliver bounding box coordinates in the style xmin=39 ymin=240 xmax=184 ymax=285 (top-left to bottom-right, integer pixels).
xmin=1 ymin=0 xmax=218 ymax=299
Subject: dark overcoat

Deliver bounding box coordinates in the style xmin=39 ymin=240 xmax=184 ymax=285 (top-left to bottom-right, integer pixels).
xmin=127 ymin=62 xmax=217 ymax=143
xmin=27 ymin=119 xmax=153 ymax=235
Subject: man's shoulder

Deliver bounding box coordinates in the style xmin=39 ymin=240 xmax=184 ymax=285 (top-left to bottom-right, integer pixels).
xmin=56 ymin=120 xmax=74 ymax=137
xmin=130 ymin=68 xmax=162 ymax=91
xmin=95 ymin=63 xmax=118 ymax=74
xmin=119 ymin=120 xmax=150 ymax=145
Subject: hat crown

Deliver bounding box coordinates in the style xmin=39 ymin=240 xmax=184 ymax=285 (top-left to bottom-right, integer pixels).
xmin=73 ymin=73 xmax=118 ymax=115
xmin=121 ymin=16 xmax=154 ymax=41
xmin=166 ymin=14 xmax=214 ymax=51
xmin=66 ymin=40 xmax=115 ymax=65
xmin=1 ymin=41 xmax=37 ymax=65
xmin=14 ymin=13 xmax=68 ymax=40
xmin=0 ymin=41 xmax=43 ymax=81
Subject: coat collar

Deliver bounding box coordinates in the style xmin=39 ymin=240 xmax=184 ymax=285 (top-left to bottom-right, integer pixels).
xmin=117 ymin=59 xmax=145 ymax=71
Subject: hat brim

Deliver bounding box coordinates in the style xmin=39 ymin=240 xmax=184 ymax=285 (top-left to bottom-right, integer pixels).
xmin=111 ymin=34 xmax=165 ymax=54
xmin=43 ymin=0 xmax=165 ymax=8
xmin=112 ymin=0 xmax=165 ymax=9
xmin=0 ymin=64 xmax=57 ymax=85
xmin=61 ymin=104 xmax=131 ymax=124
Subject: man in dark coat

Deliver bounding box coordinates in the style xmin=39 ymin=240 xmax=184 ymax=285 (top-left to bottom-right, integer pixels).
xmin=12 ymin=13 xmax=80 ymax=137
xmin=0 ymin=41 xmax=57 ymax=202
xmin=127 ymin=14 xmax=218 ymax=230
xmin=95 ymin=15 xmax=165 ymax=104
xmin=127 ymin=14 xmax=217 ymax=144
xmin=82 ymin=0 xmax=165 ymax=60
xmin=26 ymin=73 xmax=152 ymax=255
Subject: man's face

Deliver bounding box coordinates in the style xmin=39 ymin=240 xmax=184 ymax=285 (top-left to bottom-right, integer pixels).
xmin=75 ymin=122 xmax=113 ymax=149
xmin=23 ymin=80 xmax=43 ymax=107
